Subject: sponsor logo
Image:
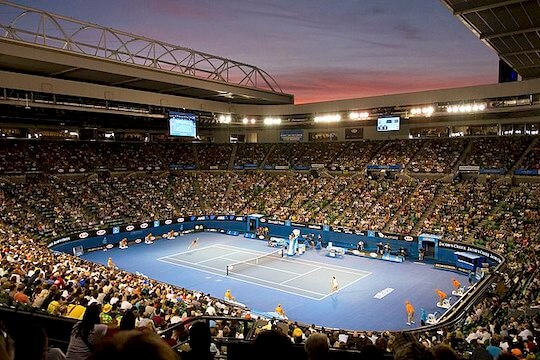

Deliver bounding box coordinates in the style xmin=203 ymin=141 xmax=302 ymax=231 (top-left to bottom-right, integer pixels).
xmin=140 ymin=223 xmax=149 ymax=229
xmin=165 ymin=220 xmax=172 ymax=225
xmin=434 ymin=263 xmax=457 ymax=271
xmin=374 ymin=288 xmax=394 ymax=299
xmin=47 ymin=236 xmax=71 ymax=248
xmin=377 ymin=232 xmax=386 ymax=238
xmin=404 ymin=236 xmax=413 ymax=242
xmin=135 ymin=239 xmax=142 ymax=244
xmin=370 ymin=252 xmax=378 ymax=258
xmin=97 ymin=230 xmax=107 ymax=236
xmin=260 ymin=218 xmax=267 ymax=223
xmin=106 ymin=244 xmax=114 ymax=249
xmin=197 ymin=216 xmax=206 ymax=221
xmin=126 ymin=225 xmax=135 ymax=231
xmin=217 ymin=216 xmax=226 ymax=221
xmin=177 ymin=218 xmax=184 ymax=223
xmin=79 ymin=232 xmax=89 ymax=239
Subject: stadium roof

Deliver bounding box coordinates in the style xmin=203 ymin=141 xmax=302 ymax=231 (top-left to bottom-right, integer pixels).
xmin=0 ymin=1 xmax=293 ymax=105
xmin=441 ymin=0 xmax=540 ymax=79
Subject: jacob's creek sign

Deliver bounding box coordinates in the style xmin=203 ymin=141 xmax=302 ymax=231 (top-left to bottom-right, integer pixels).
xmin=439 ymin=241 xmax=502 ymax=263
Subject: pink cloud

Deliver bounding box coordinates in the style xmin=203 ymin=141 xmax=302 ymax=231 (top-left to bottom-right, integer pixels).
xmin=275 ymin=68 xmax=496 ymax=104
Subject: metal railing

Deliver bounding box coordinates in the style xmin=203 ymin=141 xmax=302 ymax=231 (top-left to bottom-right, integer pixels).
xmin=0 ymin=1 xmax=283 ymax=93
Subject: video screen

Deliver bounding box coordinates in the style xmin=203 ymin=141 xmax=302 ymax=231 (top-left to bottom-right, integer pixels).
xmin=377 ymin=116 xmax=400 ymax=132
xmin=169 ymin=112 xmax=197 ymax=137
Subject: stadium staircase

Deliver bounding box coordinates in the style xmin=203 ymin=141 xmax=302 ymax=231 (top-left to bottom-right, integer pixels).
xmin=451 ymin=138 xmax=473 ymax=173
xmin=464 ymin=185 xmax=514 ymax=245
xmin=258 ymin=144 xmax=276 ymax=169
xmin=228 ymin=144 xmax=238 ymax=170
xmin=192 ymin=145 xmax=201 ymax=170
xmin=510 ymin=136 xmax=538 ymax=173
xmin=382 ymin=180 xmax=421 ymax=233
xmin=225 ymin=171 xmax=238 ymax=197
xmin=193 ymin=174 xmax=206 ymax=210
xmin=411 ymin=184 xmax=445 ymax=235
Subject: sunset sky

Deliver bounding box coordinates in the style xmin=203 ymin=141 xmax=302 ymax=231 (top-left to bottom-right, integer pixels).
xmin=12 ymin=0 xmax=498 ymax=104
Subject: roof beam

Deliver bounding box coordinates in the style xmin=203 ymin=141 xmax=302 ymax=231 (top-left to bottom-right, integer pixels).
xmin=513 ymin=63 xmax=540 ymax=69
xmin=109 ymin=78 xmax=142 ymax=86
xmin=49 ymin=67 xmax=80 ymax=76
xmin=157 ymin=86 xmax=191 ymax=93
xmin=454 ymin=0 xmax=529 ymax=16
xmin=501 ymin=48 xmax=540 ymax=56
xmin=481 ymin=25 xmax=540 ymax=40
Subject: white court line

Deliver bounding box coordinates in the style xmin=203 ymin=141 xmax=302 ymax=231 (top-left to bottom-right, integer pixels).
xmin=197 ymin=251 xmax=242 ymax=265
xmin=157 ymin=257 xmax=325 ymax=300
xmin=216 ymin=243 xmax=371 ymax=277
xmin=225 ymin=259 xmax=299 ymax=276
xmin=280 ymin=266 xmax=321 ymax=285
xmin=318 ymin=271 xmax=372 ymax=301
xmin=157 ymin=243 xmax=371 ymax=300
xmin=156 ymin=244 xmax=221 ymax=260
xmin=224 ymin=268 xmax=326 ymax=297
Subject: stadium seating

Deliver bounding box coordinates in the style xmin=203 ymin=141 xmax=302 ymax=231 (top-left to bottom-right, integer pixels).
xmin=0 ymin=136 xmax=539 ymax=359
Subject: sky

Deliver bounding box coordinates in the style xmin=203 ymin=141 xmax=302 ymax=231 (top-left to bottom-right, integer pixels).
xmin=7 ymin=0 xmax=498 ymax=104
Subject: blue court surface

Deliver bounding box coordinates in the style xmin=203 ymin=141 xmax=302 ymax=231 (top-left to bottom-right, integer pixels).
xmin=82 ymin=233 xmax=468 ymax=331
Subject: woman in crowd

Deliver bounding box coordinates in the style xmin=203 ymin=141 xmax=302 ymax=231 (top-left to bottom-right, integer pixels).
xmin=65 ymin=304 xmax=108 ymax=360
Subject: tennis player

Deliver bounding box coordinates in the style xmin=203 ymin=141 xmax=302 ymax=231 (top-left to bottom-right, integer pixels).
xmin=331 ymin=276 xmax=339 ymax=293
xmin=107 ymin=257 xmax=115 ymax=269
xmin=188 ymin=238 xmax=199 ymax=249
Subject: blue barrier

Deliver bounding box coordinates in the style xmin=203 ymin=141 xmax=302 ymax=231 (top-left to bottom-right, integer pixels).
xmin=514 ymin=169 xmax=539 ymax=176
xmin=48 ymin=214 xmax=503 ymax=270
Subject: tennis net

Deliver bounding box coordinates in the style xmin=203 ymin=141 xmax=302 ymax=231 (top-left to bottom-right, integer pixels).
xmin=226 ymin=249 xmax=284 ymax=276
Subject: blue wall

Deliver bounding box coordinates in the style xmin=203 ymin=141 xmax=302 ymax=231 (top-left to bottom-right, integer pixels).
xmin=49 ymin=216 xmax=503 ymax=268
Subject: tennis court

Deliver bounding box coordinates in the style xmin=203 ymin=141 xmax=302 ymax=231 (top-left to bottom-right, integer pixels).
xmin=83 ymin=233 xmax=469 ymax=330
xmin=158 ymin=244 xmax=371 ymax=300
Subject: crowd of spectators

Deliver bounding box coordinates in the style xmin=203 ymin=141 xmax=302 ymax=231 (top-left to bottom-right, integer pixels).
xmin=369 ymin=139 xmax=426 ymax=168
xmin=0 ymin=137 xmax=539 ymax=360
xmin=196 ymin=144 xmax=233 ymax=170
xmin=408 ymin=139 xmax=467 ymax=173
xmin=233 ymin=144 xmax=272 ymax=167
xmin=387 ymin=181 xmax=439 ymax=235
xmin=0 ymin=224 xmax=251 ymax=359
xmin=518 ymin=141 xmax=540 ymax=170
xmin=0 ymin=136 xmax=538 ymax=174
xmin=465 ymin=137 xmax=532 ymax=171
xmin=196 ymin=172 xmax=235 ymax=213
xmin=420 ymin=180 xmax=510 ymax=242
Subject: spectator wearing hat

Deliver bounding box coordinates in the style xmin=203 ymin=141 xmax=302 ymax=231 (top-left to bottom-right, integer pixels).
xmin=100 ymin=304 xmax=114 ymax=325
xmin=510 ymin=348 xmax=523 ymax=359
